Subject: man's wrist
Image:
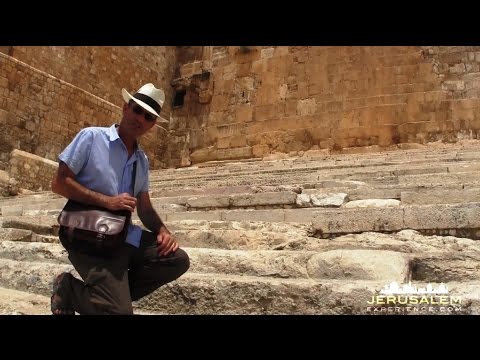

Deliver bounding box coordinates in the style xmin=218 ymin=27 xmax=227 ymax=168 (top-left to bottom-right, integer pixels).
xmin=157 ymin=223 xmax=168 ymax=234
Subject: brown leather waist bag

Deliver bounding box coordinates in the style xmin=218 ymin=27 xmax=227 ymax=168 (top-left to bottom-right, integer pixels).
xmin=58 ymin=199 xmax=131 ymax=257
xmin=57 ymin=162 xmax=137 ymax=257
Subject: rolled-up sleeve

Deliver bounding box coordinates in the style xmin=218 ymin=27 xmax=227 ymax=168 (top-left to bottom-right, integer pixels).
xmin=58 ymin=128 xmax=94 ymax=175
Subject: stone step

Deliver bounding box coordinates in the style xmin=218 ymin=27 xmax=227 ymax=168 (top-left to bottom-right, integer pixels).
xmin=0 ymin=258 xmax=477 ymax=314
xmin=398 ymin=171 xmax=480 ymax=187
xmin=0 ymin=215 xmax=312 ymax=248
xmin=401 ymin=188 xmax=480 ymax=205
xmin=148 ymin=166 xmax=449 ymax=187
xmin=0 ymin=241 xmax=411 ymax=282
xmin=3 ymin=180 xmax=480 ymax=217
xmin=0 ymin=286 xmax=162 ymax=315
xmin=4 ymin=157 xmax=480 ymax=214
xmin=148 ymin=168 xmax=480 ymax=191
xmin=149 ymin=153 xmax=480 ymax=181
xmin=2 ymin=230 xmax=480 ymax=282
xmin=0 ymin=191 xmax=60 ymax=206
xmin=6 ymin=218 xmax=477 ymax=255
xmin=413 ymin=252 xmax=480 ymax=282
xmin=1 ymin=198 xmax=66 ymax=216
xmin=135 ymin=274 xmax=480 ymax=315
xmin=149 ymin=158 xmax=480 ymax=184
xmin=312 ymin=202 xmax=480 ymax=239
xmin=0 ymin=216 xmax=59 ymax=235
xmin=0 ymin=286 xmax=51 ymax=315
xmin=161 ymin=208 xmax=319 ymax=224
xmin=150 ymin=185 xmax=257 ymax=198
xmin=171 ymin=228 xmax=308 ymax=250
xmin=4 ymin=201 xmax=480 ymax=238
xmin=152 ymin=183 xmax=480 ymax=208
xmin=0 ymin=228 xmax=58 ymax=244
xmin=1 ymin=208 xmax=320 ymax=225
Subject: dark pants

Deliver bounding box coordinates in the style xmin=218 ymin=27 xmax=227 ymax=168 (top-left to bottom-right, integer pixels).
xmin=59 ymin=231 xmax=190 ymax=314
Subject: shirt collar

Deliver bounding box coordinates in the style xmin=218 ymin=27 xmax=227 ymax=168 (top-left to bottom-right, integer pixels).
xmin=107 ymin=124 xmax=143 ymax=153
xmin=107 ymin=124 xmax=120 ymax=142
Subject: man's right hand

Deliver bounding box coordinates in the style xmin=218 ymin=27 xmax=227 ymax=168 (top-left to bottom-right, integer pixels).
xmin=108 ymin=192 xmax=137 ymax=212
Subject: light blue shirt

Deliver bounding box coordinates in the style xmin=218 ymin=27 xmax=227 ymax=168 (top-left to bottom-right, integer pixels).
xmin=58 ymin=124 xmax=149 ymax=248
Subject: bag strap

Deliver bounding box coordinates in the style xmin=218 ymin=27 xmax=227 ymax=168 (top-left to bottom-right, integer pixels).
xmin=131 ymin=161 xmax=137 ymax=196
xmin=124 ymin=161 xmax=138 ymax=227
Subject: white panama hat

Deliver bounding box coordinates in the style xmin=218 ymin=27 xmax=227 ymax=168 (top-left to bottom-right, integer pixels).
xmin=122 ymin=83 xmax=168 ymax=124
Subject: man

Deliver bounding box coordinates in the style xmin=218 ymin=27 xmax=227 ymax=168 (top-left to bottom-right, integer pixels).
xmin=51 ymin=83 xmax=190 ymax=314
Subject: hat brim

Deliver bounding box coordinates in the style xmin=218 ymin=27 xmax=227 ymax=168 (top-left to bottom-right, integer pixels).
xmin=122 ymin=88 xmax=169 ymax=124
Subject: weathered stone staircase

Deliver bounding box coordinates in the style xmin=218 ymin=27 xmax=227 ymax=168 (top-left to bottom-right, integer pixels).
xmin=2 ymin=142 xmax=480 ymax=314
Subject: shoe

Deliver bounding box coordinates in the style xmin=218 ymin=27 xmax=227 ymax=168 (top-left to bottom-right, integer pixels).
xmin=51 ymin=272 xmax=75 ymax=315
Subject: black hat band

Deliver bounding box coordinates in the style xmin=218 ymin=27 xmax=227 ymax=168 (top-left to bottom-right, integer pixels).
xmin=133 ymin=93 xmax=161 ymax=114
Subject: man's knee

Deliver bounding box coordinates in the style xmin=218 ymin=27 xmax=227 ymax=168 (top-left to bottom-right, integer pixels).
xmin=174 ymin=248 xmax=190 ymax=276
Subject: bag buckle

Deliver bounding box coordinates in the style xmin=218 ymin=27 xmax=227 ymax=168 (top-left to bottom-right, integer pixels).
xmin=96 ymin=224 xmax=108 ymax=245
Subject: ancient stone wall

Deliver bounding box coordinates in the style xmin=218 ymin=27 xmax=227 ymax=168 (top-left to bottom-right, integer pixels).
xmin=3 ymin=46 xmax=480 ymax=170
xmin=0 ymin=48 xmax=175 ymax=170
xmin=8 ymin=47 xmax=176 ymax=113
xmin=0 ymin=53 xmax=119 ymax=169
xmin=8 ymin=149 xmax=57 ymax=192
xmin=171 ymin=46 xmax=480 ymax=166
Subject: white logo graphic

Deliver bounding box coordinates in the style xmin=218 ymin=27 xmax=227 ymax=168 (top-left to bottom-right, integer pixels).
xmin=366 ymin=281 xmax=462 ymax=314
xmin=379 ymin=281 xmax=449 ymax=295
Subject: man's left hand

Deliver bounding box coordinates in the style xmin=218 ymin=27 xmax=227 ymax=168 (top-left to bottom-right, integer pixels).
xmin=156 ymin=227 xmax=179 ymax=257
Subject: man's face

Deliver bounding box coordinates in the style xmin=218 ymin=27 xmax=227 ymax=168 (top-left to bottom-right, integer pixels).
xmin=121 ymin=101 xmax=157 ymax=137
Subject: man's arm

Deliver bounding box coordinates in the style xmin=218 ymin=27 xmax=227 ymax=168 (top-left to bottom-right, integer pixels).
xmin=137 ymin=191 xmax=178 ymax=256
xmin=52 ymin=161 xmax=137 ymax=212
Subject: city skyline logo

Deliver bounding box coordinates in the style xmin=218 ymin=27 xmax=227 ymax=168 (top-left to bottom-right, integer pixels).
xmin=379 ymin=281 xmax=449 ymax=295
xmin=366 ymin=281 xmax=462 ymax=314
